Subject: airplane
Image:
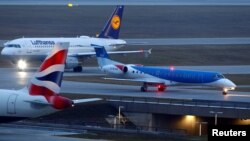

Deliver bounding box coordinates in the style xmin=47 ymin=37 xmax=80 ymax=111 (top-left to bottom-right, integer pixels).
xmin=1 ymin=5 xmax=149 ymax=72
xmin=93 ymin=45 xmax=236 ymax=95
xmin=0 ymin=42 xmax=101 ymax=123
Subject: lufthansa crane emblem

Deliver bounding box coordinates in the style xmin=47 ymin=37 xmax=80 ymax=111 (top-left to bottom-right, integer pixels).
xmin=111 ymin=15 xmax=120 ymax=30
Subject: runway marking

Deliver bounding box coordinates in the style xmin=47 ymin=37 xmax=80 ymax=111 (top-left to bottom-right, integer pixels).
xmin=226 ymin=94 xmax=250 ymax=97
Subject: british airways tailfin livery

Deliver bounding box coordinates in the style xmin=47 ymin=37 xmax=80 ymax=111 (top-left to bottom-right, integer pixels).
xmin=94 ymin=46 xmax=236 ymax=95
xmin=0 ymin=42 xmax=101 ymax=123
xmin=1 ymin=6 xmax=149 ymax=72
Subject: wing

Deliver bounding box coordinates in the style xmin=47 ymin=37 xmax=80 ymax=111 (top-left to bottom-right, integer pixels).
xmin=69 ymin=49 xmax=151 ymax=58
xmin=104 ymin=77 xmax=172 ymax=85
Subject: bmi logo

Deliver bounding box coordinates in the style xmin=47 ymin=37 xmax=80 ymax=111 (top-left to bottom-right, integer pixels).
xmin=111 ymin=15 xmax=120 ymax=30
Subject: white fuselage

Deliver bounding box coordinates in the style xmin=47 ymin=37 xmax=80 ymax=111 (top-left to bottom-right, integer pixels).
xmin=1 ymin=37 xmax=126 ymax=61
xmin=0 ymin=88 xmax=57 ymax=119
xmin=101 ymin=64 xmax=175 ymax=85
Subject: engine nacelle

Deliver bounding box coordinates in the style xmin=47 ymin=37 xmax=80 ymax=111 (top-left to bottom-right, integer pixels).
xmin=102 ymin=64 xmax=132 ymax=75
xmin=66 ymin=57 xmax=79 ymax=69
xmin=122 ymin=66 xmax=128 ymax=73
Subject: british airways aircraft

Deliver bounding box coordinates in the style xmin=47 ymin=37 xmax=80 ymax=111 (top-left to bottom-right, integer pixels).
xmin=0 ymin=42 xmax=100 ymax=123
xmin=94 ymin=46 xmax=236 ymax=95
xmin=1 ymin=6 xmax=148 ymax=72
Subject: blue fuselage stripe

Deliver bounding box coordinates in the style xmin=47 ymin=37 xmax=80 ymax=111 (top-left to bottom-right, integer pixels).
xmin=133 ymin=66 xmax=221 ymax=83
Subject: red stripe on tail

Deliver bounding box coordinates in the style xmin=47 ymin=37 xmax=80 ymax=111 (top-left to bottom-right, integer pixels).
xmin=39 ymin=50 xmax=67 ymax=72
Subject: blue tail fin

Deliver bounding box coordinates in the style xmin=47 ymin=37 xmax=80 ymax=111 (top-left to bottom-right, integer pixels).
xmin=98 ymin=5 xmax=124 ymax=39
xmin=93 ymin=45 xmax=110 ymax=59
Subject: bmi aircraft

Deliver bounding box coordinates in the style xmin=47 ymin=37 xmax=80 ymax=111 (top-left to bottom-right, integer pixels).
xmin=93 ymin=45 xmax=236 ymax=95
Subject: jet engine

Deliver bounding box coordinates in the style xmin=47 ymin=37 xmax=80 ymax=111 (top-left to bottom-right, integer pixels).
xmin=65 ymin=57 xmax=79 ymax=69
xmin=65 ymin=57 xmax=83 ymax=72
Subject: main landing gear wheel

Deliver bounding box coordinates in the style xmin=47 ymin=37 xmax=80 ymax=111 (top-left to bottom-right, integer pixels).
xmin=73 ymin=66 xmax=82 ymax=72
xmin=141 ymin=86 xmax=148 ymax=92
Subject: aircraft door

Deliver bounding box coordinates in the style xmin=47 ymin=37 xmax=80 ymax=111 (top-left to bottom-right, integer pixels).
xmin=25 ymin=41 xmax=32 ymax=54
xmin=7 ymin=95 xmax=18 ymax=114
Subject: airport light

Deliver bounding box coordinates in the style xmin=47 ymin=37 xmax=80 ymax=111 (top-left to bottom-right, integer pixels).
xmin=210 ymin=111 xmax=223 ymax=125
xmin=118 ymin=106 xmax=124 ymax=124
xmin=185 ymin=115 xmax=195 ymax=121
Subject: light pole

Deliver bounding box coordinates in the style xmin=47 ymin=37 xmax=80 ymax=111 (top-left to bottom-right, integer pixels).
xmin=118 ymin=106 xmax=124 ymax=124
xmin=210 ymin=111 xmax=223 ymax=125
xmin=196 ymin=122 xmax=207 ymax=136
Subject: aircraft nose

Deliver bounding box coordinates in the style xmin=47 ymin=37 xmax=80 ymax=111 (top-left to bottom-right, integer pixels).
xmin=224 ymin=78 xmax=236 ymax=89
xmin=1 ymin=48 xmax=9 ymax=55
xmin=1 ymin=48 xmax=7 ymax=55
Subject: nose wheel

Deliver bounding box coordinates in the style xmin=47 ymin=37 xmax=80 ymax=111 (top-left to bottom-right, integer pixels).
xmin=222 ymin=91 xmax=227 ymax=95
xmin=222 ymin=88 xmax=228 ymax=95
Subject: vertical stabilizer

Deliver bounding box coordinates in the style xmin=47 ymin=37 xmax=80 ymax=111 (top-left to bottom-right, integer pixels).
xmin=98 ymin=6 xmax=124 ymax=39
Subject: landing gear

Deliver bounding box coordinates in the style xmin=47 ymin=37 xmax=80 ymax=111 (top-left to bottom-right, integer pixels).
xmin=222 ymin=88 xmax=228 ymax=95
xmin=73 ymin=66 xmax=82 ymax=72
xmin=141 ymin=84 xmax=148 ymax=92
xmin=222 ymin=91 xmax=227 ymax=95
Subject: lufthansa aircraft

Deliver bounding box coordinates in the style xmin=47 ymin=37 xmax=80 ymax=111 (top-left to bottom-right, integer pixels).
xmin=94 ymin=46 xmax=236 ymax=95
xmin=1 ymin=6 xmax=149 ymax=72
xmin=0 ymin=42 xmax=100 ymax=123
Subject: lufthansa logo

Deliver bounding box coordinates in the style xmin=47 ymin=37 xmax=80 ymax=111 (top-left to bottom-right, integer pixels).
xmin=111 ymin=15 xmax=120 ymax=30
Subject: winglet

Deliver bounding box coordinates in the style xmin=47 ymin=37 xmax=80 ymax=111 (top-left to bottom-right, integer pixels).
xmin=144 ymin=48 xmax=152 ymax=58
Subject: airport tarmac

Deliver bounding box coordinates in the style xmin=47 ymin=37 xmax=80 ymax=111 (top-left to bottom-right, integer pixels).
xmin=126 ymin=38 xmax=250 ymax=45
xmin=0 ymin=65 xmax=248 ymax=88
xmin=0 ymin=67 xmax=249 ymax=103
xmin=0 ymin=126 xmax=107 ymax=141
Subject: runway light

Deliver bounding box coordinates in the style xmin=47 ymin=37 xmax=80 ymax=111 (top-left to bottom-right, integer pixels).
xmin=17 ymin=60 xmax=27 ymax=71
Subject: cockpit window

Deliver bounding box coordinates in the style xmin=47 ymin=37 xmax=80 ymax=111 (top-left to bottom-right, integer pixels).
xmin=5 ymin=44 xmax=21 ymax=48
xmin=215 ymin=74 xmax=225 ymax=79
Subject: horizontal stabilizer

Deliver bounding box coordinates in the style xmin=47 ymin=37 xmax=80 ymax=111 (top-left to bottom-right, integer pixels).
xmin=69 ymin=49 xmax=152 ymax=57
xmin=73 ymin=98 xmax=102 ymax=105
xmin=24 ymin=100 xmax=51 ymax=106
xmin=104 ymin=77 xmax=163 ymax=84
